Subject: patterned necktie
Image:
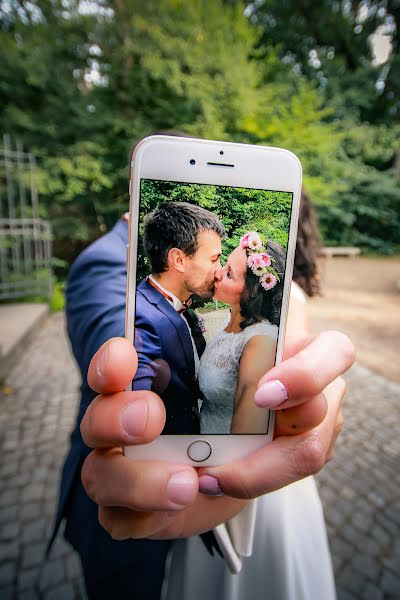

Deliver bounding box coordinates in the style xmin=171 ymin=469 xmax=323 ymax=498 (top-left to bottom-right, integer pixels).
xmin=180 ymin=306 xmax=206 ymax=358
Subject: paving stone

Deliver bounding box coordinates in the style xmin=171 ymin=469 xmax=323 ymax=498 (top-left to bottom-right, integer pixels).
xmin=331 ymin=538 xmax=354 ymax=560
xmin=0 ymin=506 xmax=18 ymax=526
xmin=16 ymin=590 xmax=39 ymax=600
xmin=0 ymin=539 xmax=19 ymax=562
xmin=352 ymin=511 xmax=373 ymax=533
xmin=17 ymin=566 xmax=39 ymax=591
xmin=22 ymin=483 xmax=46 ymax=503
xmin=380 ymin=571 xmax=400 ymax=596
xmin=43 ymin=582 xmax=76 ymax=600
xmin=337 ymin=565 xmax=367 ymax=596
xmin=0 ymin=462 xmax=19 ymax=478
xmin=385 ymin=507 xmax=400 ymax=527
xmin=371 ymin=524 xmax=391 ymax=548
xmin=65 ymin=552 xmax=82 ymax=580
xmin=337 ymin=588 xmax=357 ymax=600
xmin=0 ymin=489 xmax=19 ymax=508
xmin=39 ymin=558 xmax=65 ymax=592
xmin=382 ymin=553 xmax=400 ymax=575
xmin=0 ymin=585 xmax=14 ymax=600
xmin=351 ymin=554 xmax=380 ymax=581
xmin=0 ymin=522 xmax=19 ymax=540
xmin=21 ymin=518 xmax=47 ymax=545
xmin=48 ymin=536 xmax=70 ymax=560
xmin=19 ymin=503 xmax=41 ymax=522
xmin=0 ymin=561 xmax=17 ymax=585
xmin=362 ymin=538 xmax=382 ymax=557
xmin=362 ymin=582 xmax=383 ymax=600
xmin=21 ymin=542 xmax=46 ymax=569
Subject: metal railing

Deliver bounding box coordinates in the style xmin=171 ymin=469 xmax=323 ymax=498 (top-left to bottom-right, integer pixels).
xmin=0 ymin=135 xmax=53 ymax=301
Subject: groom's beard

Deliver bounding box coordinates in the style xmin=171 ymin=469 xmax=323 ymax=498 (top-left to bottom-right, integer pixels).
xmin=185 ymin=277 xmax=216 ymax=300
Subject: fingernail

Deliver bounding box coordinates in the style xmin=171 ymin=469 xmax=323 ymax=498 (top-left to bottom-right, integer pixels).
xmin=120 ymin=400 xmax=148 ymax=438
xmin=167 ymin=472 xmax=197 ymax=506
xmin=199 ymin=475 xmax=223 ymax=496
xmin=96 ymin=340 xmax=113 ymax=379
xmin=254 ymin=380 xmax=288 ymax=408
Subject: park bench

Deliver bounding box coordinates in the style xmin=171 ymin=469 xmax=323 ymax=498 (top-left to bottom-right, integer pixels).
xmin=319 ymin=246 xmax=361 ymax=258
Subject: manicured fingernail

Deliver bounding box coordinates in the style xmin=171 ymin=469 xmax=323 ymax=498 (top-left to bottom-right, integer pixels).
xmin=120 ymin=400 xmax=148 ymax=438
xmin=199 ymin=475 xmax=223 ymax=496
xmin=96 ymin=340 xmax=113 ymax=378
xmin=254 ymin=380 xmax=288 ymax=408
xmin=167 ymin=472 xmax=197 ymax=506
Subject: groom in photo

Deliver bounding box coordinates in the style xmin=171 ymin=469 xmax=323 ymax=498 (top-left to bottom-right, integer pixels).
xmin=134 ymin=201 xmax=225 ymax=434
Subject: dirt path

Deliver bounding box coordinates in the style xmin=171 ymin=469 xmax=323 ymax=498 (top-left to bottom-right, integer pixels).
xmin=308 ymin=257 xmax=400 ymax=383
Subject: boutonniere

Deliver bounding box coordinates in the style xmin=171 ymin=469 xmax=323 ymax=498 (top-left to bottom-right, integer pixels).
xmin=197 ymin=314 xmax=207 ymax=335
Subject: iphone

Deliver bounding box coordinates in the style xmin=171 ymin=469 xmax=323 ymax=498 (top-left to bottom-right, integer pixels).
xmin=124 ymin=135 xmax=301 ymax=466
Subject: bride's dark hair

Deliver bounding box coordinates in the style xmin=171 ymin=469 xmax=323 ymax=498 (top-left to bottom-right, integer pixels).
xmin=239 ymin=241 xmax=286 ymax=329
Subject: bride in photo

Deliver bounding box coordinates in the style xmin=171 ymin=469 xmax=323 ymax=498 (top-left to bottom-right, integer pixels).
xmin=199 ymin=231 xmax=283 ymax=435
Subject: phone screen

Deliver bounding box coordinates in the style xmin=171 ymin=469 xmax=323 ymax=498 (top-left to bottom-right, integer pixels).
xmin=133 ymin=178 xmax=293 ymax=435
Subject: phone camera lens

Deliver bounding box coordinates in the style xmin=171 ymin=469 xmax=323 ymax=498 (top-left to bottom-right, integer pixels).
xmin=219 ymin=150 xmax=224 ymax=155
xmin=190 ymin=159 xmax=196 ymax=165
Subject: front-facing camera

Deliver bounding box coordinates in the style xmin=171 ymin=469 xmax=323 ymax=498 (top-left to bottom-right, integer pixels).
xmin=190 ymin=159 xmax=196 ymax=165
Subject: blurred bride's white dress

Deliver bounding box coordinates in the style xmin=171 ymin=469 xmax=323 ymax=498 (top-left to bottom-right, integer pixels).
xmin=164 ymin=297 xmax=336 ymax=600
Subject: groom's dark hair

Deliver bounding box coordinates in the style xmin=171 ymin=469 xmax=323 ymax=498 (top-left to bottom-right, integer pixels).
xmin=144 ymin=202 xmax=225 ymax=274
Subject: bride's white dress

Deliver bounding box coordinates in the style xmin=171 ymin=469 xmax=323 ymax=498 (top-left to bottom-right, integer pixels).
xmin=164 ymin=318 xmax=336 ymax=600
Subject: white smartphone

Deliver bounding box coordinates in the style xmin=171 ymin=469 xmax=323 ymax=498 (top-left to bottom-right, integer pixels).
xmin=124 ymin=136 xmax=301 ymax=466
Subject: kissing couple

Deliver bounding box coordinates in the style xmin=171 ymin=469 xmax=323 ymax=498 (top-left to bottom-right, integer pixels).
xmin=133 ymin=201 xmax=286 ymax=435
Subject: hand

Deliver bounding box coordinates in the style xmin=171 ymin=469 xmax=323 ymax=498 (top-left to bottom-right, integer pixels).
xmin=80 ymin=332 xmax=354 ymax=539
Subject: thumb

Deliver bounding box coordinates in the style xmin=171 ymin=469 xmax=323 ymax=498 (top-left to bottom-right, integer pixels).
xmin=88 ymin=337 xmax=138 ymax=394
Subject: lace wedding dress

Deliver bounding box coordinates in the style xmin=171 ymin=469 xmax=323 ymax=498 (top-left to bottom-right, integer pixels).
xmin=199 ymin=320 xmax=278 ymax=434
xmin=164 ymin=314 xmax=336 ymax=600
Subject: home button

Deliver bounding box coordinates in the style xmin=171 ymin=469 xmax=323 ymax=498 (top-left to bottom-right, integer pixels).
xmin=187 ymin=440 xmax=212 ymax=462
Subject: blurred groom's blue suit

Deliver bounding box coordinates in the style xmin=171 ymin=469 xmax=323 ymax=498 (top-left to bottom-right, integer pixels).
xmin=50 ymin=219 xmax=172 ymax=599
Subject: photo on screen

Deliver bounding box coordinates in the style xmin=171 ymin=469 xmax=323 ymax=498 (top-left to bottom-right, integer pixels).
xmin=133 ymin=179 xmax=293 ymax=435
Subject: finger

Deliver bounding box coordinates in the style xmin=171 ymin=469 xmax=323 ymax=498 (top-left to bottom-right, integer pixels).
xmin=319 ymin=377 xmax=346 ymax=461
xmin=199 ymin=378 xmax=346 ymax=499
xmin=326 ymin=410 xmax=344 ymax=462
xmin=88 ymin=338 xmax=138 ymax=394
xmin=283 ymin=333 xmax=315 ymax=360
xmin=274 ymin=393 xmax=328 ymax=437
xmin=98 ymin=505 xmax=178 ymax=540
xmin=81 ymin=390 xmax=166 ymax=448
xmin=82 ymin=449 xmax=199 ymax=511
xmin=254 ymin=330 xmax=355 ymax=411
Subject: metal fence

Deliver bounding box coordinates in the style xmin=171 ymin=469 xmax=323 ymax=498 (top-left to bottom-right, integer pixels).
xmin=0 ymin=135 xmax=52 ymax=301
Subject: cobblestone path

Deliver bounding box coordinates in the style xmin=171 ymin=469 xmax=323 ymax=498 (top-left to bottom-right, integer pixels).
xmin=0 ymin=313 xmax=399 ymax=599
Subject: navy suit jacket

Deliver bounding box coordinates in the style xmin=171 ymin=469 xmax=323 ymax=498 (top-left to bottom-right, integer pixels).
xmin=50 ymin=218 xmax=202 ymax=552
xmin=134 ymin=278 xmax=201 ymax=434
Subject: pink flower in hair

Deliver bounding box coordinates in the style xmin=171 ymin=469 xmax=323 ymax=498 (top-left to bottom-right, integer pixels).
xmin=247 ymin=232 xmax=263 ymax=251
xmin=261 ymin=272 xmax=277 ymax=291
xmin=240 ymin=231 xmax=262 ymax=251
xmin=240 ymin=232 xmax=251 ymax=249
xmin=259 ymin=252 xmax=271 ymax=267
xmin=247 ymin=253 xmax=267 ymax=276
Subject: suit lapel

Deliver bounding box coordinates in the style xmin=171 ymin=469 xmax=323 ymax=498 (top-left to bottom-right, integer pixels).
xmin=138 ymin=279 xmax=195 ymax=372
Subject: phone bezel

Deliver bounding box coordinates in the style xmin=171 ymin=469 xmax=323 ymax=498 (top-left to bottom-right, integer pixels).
xmin=125 ymin=136 xmax=302 ymax=466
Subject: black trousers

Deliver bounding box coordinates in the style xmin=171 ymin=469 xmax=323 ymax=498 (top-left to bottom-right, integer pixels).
xmin=64 ymin=479 xmax=171 ymax=600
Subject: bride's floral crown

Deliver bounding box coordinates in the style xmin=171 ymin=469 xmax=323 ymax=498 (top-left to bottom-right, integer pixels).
xmin=240 ymin=232 xmax=281 ymax=291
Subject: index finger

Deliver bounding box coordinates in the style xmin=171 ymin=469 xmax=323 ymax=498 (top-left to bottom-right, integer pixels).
xmin=88 ymin=337 xmax=138 ymax=394
xmin=254 ymin=330 xmax=355 ymax=410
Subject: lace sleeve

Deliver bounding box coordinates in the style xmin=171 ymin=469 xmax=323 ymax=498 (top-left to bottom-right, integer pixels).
xmin=242 ymin=321 xmax=278 ymax=345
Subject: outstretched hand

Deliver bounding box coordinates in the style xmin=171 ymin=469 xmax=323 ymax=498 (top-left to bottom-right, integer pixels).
xmin=80 ymin=329 xmax=354 ymax=540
